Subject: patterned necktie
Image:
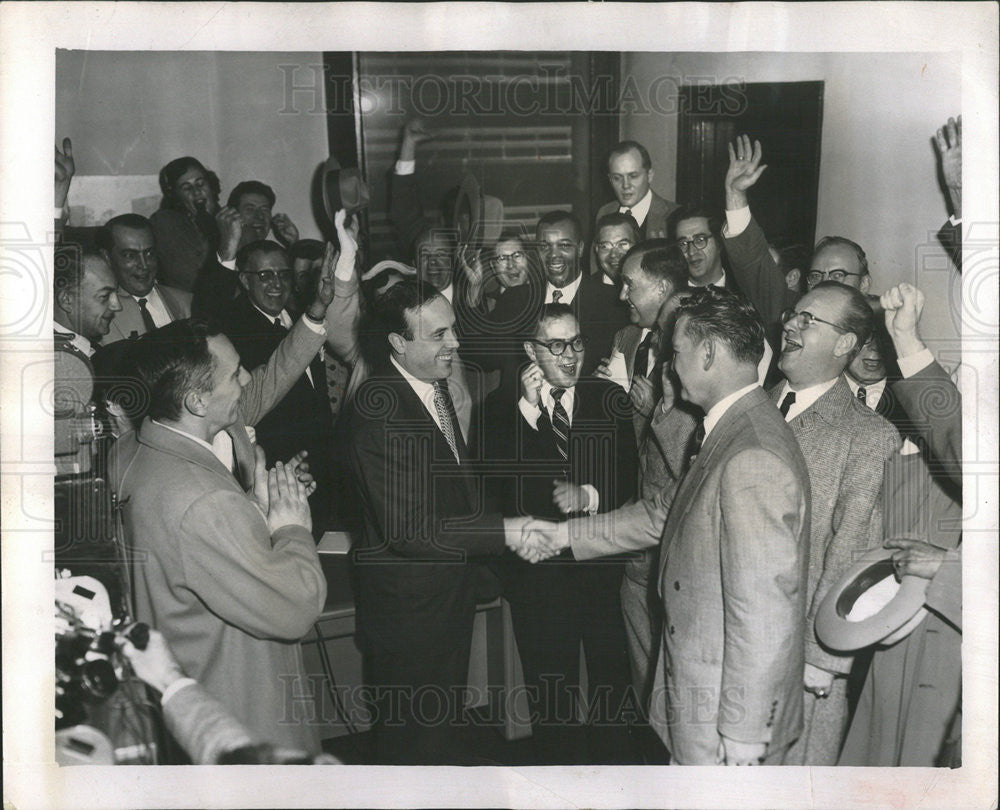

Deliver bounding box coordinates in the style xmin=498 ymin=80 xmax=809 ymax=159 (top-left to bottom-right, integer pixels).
xmin=550 ymin=387 xmax=570 ymax=461
xmin=779 ymin=390 xmax=797 ymax=418
xmin=432 ymin=379 xmax=463 ymax=462
xmin=551 ymin=289 xmax=563 ymax=304
xmin=634 ymin=330 xmax=656 ymax=379
xmin=137 ymin=298 xmax=157 ymax=334
xmin=856 ymin=386 xmax=867 ymax=406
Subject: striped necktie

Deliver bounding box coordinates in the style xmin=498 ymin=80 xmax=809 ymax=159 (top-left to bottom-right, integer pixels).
xmin=550 ymin=387 xmax=570 ymax=460
xmin=432 ymin=379 xmax=463 ymax=462
xmin=856 ymin=386 xmax=867 ymax=406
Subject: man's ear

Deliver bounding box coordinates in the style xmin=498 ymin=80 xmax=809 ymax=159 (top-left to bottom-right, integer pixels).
xmin=524 ymin=341 xmax=537 ymax=364
xmin=859 ymin=273 xmax=872 ymax=293
xmin=238 ymin=273 xmax=251 ymax=293
xmin=647 ymin=167 xmax=655 ymax=185
xmin=183 ymin=389 xmax=208 ymax=418
xmin=54 ymin=285 xmax=75 ymax=317
xmin=834 ymin=332 xmax=859 ymax=359
xmin=575 ymin=240 xmax=585 ymax=259
xmin=701 ymin=338 xmax=716 ymax=371
xmin=387 ymin=332 xmax=407 ymax=356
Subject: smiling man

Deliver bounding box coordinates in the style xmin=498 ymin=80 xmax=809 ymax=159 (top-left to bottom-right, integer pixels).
xmin=773 ymin=281 xmax=900 ymax=765
xmin=96 ymin=214 xmax=191 ymax=344
xmin=593 ymin=211 xmax=640 ymax=287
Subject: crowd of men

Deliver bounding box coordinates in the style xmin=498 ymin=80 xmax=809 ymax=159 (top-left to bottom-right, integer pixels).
xmin=52 ymin=113 xmax=964 ymax=767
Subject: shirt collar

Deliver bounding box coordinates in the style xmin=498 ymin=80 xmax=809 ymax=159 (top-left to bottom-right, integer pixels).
xmin=439 ymin=283 xmax=454 ymax=304
xmin=704 ymin=383 xmax=760 ymax=438
xmin=620 ymin=188 xmax=653 ymax=226
xmin=152 ymin=419 xmax=216 ymax=454
xmin=54 ymin=324 xmax=94 ymax=357
xmin=540 ymin=378 xmax=576 ymax=422
xmin=390 ymin=355 xmax=437 ymax=401
xmin=252 ymin=303 xmax=292 ymax=329
xmin=780 ymin=376 xmax=839 ymax=419
xmin=708 ymin=269 xmax=728 ymax=289
xmin=126 ymin=284 xmax=161 ymax=304
xmin=845 ymin=375 xmax=887 ymax=407
xmin=546 ymin=272 xmax=583 ymax=304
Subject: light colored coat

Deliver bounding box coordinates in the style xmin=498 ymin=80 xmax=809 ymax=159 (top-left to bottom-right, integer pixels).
xmin=102 ymin=282 xmax=192 ymax=344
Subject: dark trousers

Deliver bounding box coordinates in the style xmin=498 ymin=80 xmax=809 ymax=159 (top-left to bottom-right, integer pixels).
xmin=365 ymin=641 xmax=473 ymax=765
xmin=502 ymin=553 xmax=636 ymax=764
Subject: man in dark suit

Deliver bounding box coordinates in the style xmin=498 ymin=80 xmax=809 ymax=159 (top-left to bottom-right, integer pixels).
xmin=595 ymin=140 xmax=678 ymax=243
xmin=221 ymin=239 xmax=335 ymax=536
xmin=593 ymin=211 xmax=639 ymax=289
xmin=95 ymin=214 xmax=191 ymax=345
xmin=486 ymin=304 xmax=637 ymax=764
xmin=486 ymin=210 xmax=629 ymax=382
xmin=522 ymin=287 xmax=811 ymax=765
xmin=341 ymin=279 xmax=530 ymax=765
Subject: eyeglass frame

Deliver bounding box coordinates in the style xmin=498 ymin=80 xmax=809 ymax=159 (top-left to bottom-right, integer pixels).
xmin=675 ymin=234 xmax=712 ymax=253
xmin=595 ymin=239 xmax=634 ymax=252
xmin=490 ymin=251 xmax=526 ymax=267
xmin=805 ymin=269 xmax=864 ymax=285
xmin=240 ymin=269 xmax=293 ymax=284
xmin=780 ymin=308 xmax=850 ymax=333
xmin=529 ymin=335 xmax=588 ymax=356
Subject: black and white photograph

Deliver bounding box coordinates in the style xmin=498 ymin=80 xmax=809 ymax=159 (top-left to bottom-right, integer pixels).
xmin=1 ymin=2 xmax=997 ymax=808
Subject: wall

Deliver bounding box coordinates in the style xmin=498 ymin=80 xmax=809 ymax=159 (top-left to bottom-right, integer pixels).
xmin=620 ymin=52 xmax=963 ymax=358
xmin=55 ymin=51 xmax=330 ymax=239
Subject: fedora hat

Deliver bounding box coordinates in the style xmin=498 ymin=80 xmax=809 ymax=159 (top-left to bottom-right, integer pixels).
xmin=815 ymin=547 xmax=929 ymax=651
xmin=321 ymin=156 xmax=370 ymax=218
xmin=452 ymin=173 xmax=504 ymax=246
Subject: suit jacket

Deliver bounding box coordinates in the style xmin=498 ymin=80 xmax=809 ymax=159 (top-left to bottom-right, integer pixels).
xmin=112 ymin=419 xmax=327 ymax=755
xmin=343 ymin=364 xmax=506 ymax=658
xmin=570 ymin=387 xmax=810 ymax=763
xmin=595 ymin=191 xmax=679 ymax=242
xmin=101 ymin=283 xmax=192 ymax=345
xmin=772 ymin=376 xmax=901 ymax=674
xmin=222 ymin=294 xmax=335 ymax=530
xmin=484 ymin=273 xmax=629 ymax=384
xmin=937 ymin=219 xmax=962 ymax=272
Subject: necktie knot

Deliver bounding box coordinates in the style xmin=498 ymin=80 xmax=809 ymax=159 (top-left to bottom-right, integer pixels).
xmin=551 ymin=387 xmax=565 ymax=402
xmin=689 ymin=421 xmax=706 ymax=461
xmin=856 ymin=386 xmax=867 ymax=405
xmin=137 ymin=298 xmax=148 ymax=307
xmin=779 ymin=391 xmax=797 ymax=417
xmin=551 ymin=289 xmax=563 ymax=304
xmin=136 ymin=296 xmax=157 ymax=334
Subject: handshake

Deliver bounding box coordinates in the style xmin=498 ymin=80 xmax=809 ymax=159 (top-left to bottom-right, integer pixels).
xmin=503 ymin=517 xmax=570 ymax=563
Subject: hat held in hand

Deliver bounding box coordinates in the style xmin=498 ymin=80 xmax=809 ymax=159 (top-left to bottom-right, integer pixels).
xmin=815 ymin=547 xmax=929 ymax=651
xmin=322 ymin=156 xmax=370 ymax=218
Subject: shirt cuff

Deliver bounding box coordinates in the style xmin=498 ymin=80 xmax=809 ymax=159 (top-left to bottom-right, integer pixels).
xmin=300 ymin=314 xmax=327 ymax=335
xmin=723 ymin=206 xmax=751 ymax=238
xmin=55 ymin=206 xmax=68 ymax=221
xmin=581 ymin=484 xmax=600 ymax=514
xmin=518 ymin=397 xmax=541 ymax=429
xmin=394 ymin=159 xmax=415 ymax=175
xmin=161 ymin=677 xmax=198 ymax=706
xmin=949 ymin=214 xmax=962 ymax=226
xmin=217 ymin=255 xmax=237 ymax=271
xmin=896 ymin=347 xmax=934 ymax=378
xmin=334 ymin=248 xmax=358 ymax=282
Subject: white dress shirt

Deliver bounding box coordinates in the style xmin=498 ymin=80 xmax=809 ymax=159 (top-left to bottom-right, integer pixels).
xmin=545 ymin=273 xmax=583 ymax=305
xmin=722 ymin=205 xmax=752 ymax=239
xmin=54 ymin=325 xmax=94 ymax=357
xmin=620 ymin=188 xmax=653 ymax=228
xmin=703 ymin=383 xmax=761 ymax=439
xmin=129 ymin=285 xmax=172 ymax=327
xmin=391 ymin=356 xmax=465 ymax=442
xmin=845 ymin=375 xmax=887 ymax=410
xmin=776 ymin=377 xmax=838 ymax=423
xmin=253 ymin=305 xmax=318 ymax=387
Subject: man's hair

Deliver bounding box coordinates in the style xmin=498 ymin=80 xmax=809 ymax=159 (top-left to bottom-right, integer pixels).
xmin=621 ymin=240 xmax=690 ymax=292
xmin=813 ymin=236 xmax=870 ymax=278
xmin=494 ymin=228 xmax=528 ymax=249
xmin=372 ymin=278 xmax=443 ymax=346
xmin=674 ymin=286 xmax=765 ymax=367
xmin=536 ymin=210 xmax=583 ymax=243
xmin=531 ymin=302 xmax=577 ymax=339
xmin=811 ymin=280 xmax=875 ymax=360
xmin=132 ymin=318 xmax=219 ymax=422
xmin=595 ymin=211 xmax=640 ymax=242
xmin=226 ymin=180 xmax=277 ymax=211
xmin=54 ymin=244 xmax=105 ymax=298
xmin=288 ymin=238 xmax=325 ymax=262
xmin=95 ymin=213 xmax=154 ymax=252
xmin=157 ymin=156 xmax=221 ymax=209
xmin=608 ymin=140 xmax=652 ymax=171
xmin=669 ymin=202 xmax=723 ymax=241
xmin=235 ymin=239 xmax=287 ymax=273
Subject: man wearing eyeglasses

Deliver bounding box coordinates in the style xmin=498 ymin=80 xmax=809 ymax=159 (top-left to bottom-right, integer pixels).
xmin=593 ymin=211 xmax=639 ymax=288
xmin=774 ymin=281 xmax=901 ymax=765
xmin=221 ymin=239 xmax=336 ymax=536
xmin=485 ymin=303 xmax=637 ymax=764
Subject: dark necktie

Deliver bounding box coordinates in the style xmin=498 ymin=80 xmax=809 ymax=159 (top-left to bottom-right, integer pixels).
xmin=551 ymin=289 xmax=563 ymax=304
xmin=634 ymin=330 xmax=656 ymax=379
xmin=432 ymin=379 xmax=463 ymax=462
xmin=137 ymin=298 xmax=157 ymax=334
xmin=856 ymin=386 xmax=867 ymax=406
xmin=550 ymin=387 xmax=570 ymax=461
xmin=779 ymin=390 xmax=797 ymax=417
xmin=688 ymin=421 xmax=705 ymax=465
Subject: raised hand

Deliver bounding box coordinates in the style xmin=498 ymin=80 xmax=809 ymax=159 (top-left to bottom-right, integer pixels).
xmin=879 ymin=282 xmax=926 ymax=359
xmin=265 ymin=460 xmax=312 ymax=535
xmin=520 ymin=362 xmax=543 ymax=406
xmin=629 ymin=374 xmax=655 ymax=417
xmin=285 ymin=450 xmax=317 ymax=497
xmin=716 ymin=735 xmax=767 ymax=766
xmin=399 ymin=118 xmax=435 ymax=162
xmin=271 ymin=212 xmax=300 ymax=246
xmin=308 ymin=241 xmax=339 ymax=318
xmin=885 ymin=537 xmax=948 ymax=580
xmin=55 ymin=137 xmax=75 ymax=209
xmin=725 ymin=134 xmax=767 ymax=210
xmin=333 ymin=209 xmax=359 ymax=256
xmin=934 ymin=115 xmax=961 ymax=217
xmin=552 ymin=479 xmax=589 ymax=515
xmin=803 ymin=662 xmax=835 ymax=698
xmin=216 ymin=205 xmax=243 ymax=262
